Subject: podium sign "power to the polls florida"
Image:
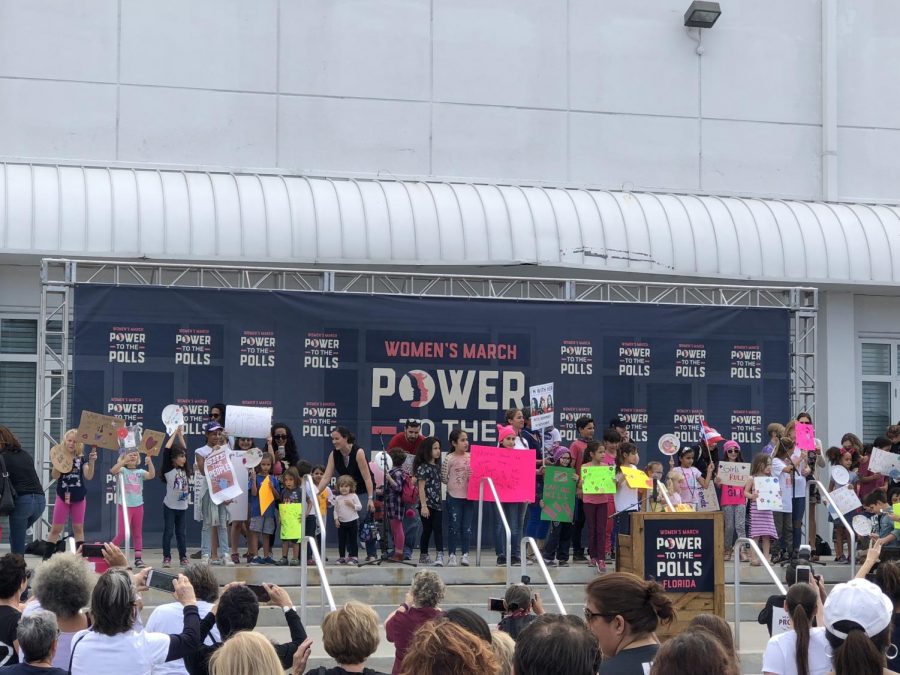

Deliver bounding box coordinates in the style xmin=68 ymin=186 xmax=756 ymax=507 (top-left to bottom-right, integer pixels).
xmin=644 ymin=519 xmax=715 ymax=593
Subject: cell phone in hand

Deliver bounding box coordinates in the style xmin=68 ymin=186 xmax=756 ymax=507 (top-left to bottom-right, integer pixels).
xmin=81 ymin=543 xmax=106 ymax=559
xmin=488 ymin=597 xmax=505 ymax=612
xmin=146 ymin=569 xmax=179 ymax=592
xmin=795 ymin=565 xmax=812 ymax=584
xmin=247 ymin=584 xmax=271 ymax=602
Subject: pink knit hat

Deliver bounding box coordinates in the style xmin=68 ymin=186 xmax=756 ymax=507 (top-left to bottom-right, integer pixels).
xmin=497 ymin=424 xmax=517 ymax=443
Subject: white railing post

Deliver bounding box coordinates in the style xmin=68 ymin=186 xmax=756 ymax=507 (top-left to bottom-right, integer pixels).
xmin=300 ymin=535 xmax=336 ymax=625
xmin=812 ymin=480 xmax=855 ymax=577
xmin=304 ymin=475 xmax=327 ymax=563
xmin=476 ymin=477 xmax=511 ymax=586
xmin=116 ymin=473 xmax=131 ymax=563
xmin=519 ymin=537 xmax=566 ymax=614
xmin=733 ymin=536 xmax=787 ymax=651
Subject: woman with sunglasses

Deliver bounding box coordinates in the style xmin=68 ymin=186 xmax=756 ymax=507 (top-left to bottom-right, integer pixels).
xmin=584 ymin=572 xmax=675 ymax=675
xmin=267 ymin=423 xmax=299 ymax=469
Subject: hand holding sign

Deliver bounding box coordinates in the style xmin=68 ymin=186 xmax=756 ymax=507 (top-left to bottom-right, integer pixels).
xmin=77 ymin=411 xmax=126 ymax=450
xmin=621 ymin=466 xmax=653 ymax=489
xmin=718 ymin=462 xmax=751 ymax=487
xmin=795 ymin=422 xmax=816 ymax=451
xmin=541 ymin=466 xmax=576 ymax=522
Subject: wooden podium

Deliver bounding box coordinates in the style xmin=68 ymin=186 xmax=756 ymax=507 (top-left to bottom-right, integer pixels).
xmin=616 ymin=511 xmax=724 ymax=639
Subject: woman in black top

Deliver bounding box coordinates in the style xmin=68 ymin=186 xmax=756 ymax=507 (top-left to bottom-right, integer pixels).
xmin=0 ymin=426 xmax=46 ymax=554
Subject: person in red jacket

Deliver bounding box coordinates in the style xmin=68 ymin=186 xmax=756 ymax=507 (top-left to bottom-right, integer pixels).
xmin=387 ymin=420 xmax=424 ymax=456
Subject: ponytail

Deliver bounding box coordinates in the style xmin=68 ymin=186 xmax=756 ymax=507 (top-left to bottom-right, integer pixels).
xmin=826 ymin=622 xmax=890 ymax=675
xmin=785 ymin=583 xmax=817 ymax=675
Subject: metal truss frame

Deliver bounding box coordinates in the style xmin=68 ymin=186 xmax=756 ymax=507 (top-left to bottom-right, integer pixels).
xmin=35 ymin=257 xmax=817 ymax=535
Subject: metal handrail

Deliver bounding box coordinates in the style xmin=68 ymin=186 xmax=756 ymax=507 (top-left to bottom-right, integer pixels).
xmin=519 ymin=537 xmax=566 ymax=614
xmin=733 ymin=537 xmax=787 ymax=650
xmin=300 ymin=536 xmax=336 ymax=625
xmin=304 ymin=475 xmax=328 ymax=563
xmin=812 ymin=480 xmax=856 ymax=577
xmin=115 ymin=472 xmax=131 ymax=563
xmin=656 ymin=480 xmax=676 ymax=512
xmin=475 ymin=477 xmax=512 ymax=586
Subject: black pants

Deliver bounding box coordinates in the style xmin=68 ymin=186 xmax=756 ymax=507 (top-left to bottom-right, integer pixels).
xmin=420 ymin=507 xmax=443 ymax=554
xmin=572 ymin=499 xmax=586 ymax=554
xmin=305 ymin=514 xmax=325 ymax=560
xmin=542 ymin=521 xmax=573 ymax=561
xmin=337 ymin=519 xmax=359 ymax=558
xmin=162 ymin=505 xmax=187 ymax=559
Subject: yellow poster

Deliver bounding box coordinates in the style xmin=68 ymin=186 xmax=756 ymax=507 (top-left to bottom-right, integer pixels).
xmin=279 ymin=502 xmax=304 ymax=540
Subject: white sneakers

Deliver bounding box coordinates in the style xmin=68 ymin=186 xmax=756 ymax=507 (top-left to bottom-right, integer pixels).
xmin=461 ymin=553 xmax=470 ymax=566
xmin=448 ymin=554 xmax=458 ymax=567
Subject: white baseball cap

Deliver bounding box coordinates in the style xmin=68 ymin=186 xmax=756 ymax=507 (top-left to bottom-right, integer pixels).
xmin=824 ymin=578 xmax=893 ymax=639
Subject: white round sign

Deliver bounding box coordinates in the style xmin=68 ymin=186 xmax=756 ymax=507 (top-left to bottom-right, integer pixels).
xmin=831 ymin=465 xmax=850 ymax=486
xmin=658 ymin=434 xmax=680 ymax=456
xmin=161 ymin=404 xmax=184 ymax=435
xmin=852 ymin=514 xmax=873 ymax=538
xmin=242 ymin=448 xmax=264 ymax=469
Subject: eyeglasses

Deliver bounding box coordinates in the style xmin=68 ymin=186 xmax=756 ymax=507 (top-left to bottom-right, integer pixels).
xmin=726 ymin=449 xmax=739 ymax=454
xmin=583 ymin=606 xmax=608 ymax=623
xmin=273 ymin=434 xmax=288 ymax=440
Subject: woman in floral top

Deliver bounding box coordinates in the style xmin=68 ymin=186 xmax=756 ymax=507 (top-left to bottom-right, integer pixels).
xmin=413 ymin=436 xmax=444 ymax=566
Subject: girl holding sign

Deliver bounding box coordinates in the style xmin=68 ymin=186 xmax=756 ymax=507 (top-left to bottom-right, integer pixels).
xmin=745 ymin=454 xmax=777 ymax=566
xmin=47 ymin=429 xmax=98 ymax=553
xmin=110 ymin=450 xmax=155 ymax=567
xmin=716 ymin=440 xmax=749 ymax=562
xmin=581 ymin=440 xmax=616 ymax=572
xmin=826 ymin=446 xmax=860 ymax=564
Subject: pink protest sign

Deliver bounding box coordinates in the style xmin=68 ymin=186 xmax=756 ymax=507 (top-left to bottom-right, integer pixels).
xmin=795 ymin=422 xmax=815 ymax=451
xmin=466 ymin=444 xmax=536 ymax=503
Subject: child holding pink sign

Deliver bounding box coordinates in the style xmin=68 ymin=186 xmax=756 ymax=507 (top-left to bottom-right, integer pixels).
xmin=717 ymin=440 xmax=748 ymax=562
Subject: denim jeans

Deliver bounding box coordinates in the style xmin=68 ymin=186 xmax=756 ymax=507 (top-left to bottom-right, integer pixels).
xmin=402 ymin=509 xmax=422 ymax=557
xmin=495 ymin=502 xmax=524 ymax=557
xmin=446 ymin=495 xmax=474 ymax=555
xmin=162 ymin=505 xmax=187 ymax=559
xmin=9 ymin=493 xmax=46 ymax=554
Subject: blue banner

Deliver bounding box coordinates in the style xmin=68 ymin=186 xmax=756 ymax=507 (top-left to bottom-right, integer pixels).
xmin=72 ymin=285 xmax=790 ymax=544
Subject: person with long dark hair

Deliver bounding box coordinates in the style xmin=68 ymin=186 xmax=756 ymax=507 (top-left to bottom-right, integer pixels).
xmin=413 ymin=436 xmax=444 ymax=566
xmin=824 ymin=578 xmax=896 ymax=675
xmin=762 ymin=581 xmax=830 ymax=675
xmin=267 ymin=423 xmax=299 ymax=468
xmin=159 ymin=428 xmax=193 ymax=567
xmin=0 ymin=426 xmax=45 ymax=554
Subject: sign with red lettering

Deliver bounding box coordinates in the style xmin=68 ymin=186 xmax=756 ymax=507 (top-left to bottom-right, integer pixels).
xmin=466 ymin=445 xmax=536 ymax=503
xmin=644 ymin=519 xmax=714 ymax=593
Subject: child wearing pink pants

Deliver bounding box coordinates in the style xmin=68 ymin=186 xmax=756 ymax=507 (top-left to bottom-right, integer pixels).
xmin=111 ymin=450 xmax=155 ymax=567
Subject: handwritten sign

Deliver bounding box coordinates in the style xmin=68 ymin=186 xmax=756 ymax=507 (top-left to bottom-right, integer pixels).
xmin=718 ymin=461 xmax=751 ymax=487
xmin=622 ymin=466 xmax=652 ymax=489
xmin=829 ymin=484 xmax=862 ymax=516
xmin=754 ymin=476 xmax=782 ymax=511
xmin=541 ymin=466 xmax=576 ymax=522
xmin=581 ymin=465 xmax=616 ymax=494
xmin=279 ymin=503 xmax=303 ymax=540
xmin=76 ymin=411 xmax=126 ymax=450
xmin=795 ymin=422 xmax=816 ymax=451
xmin=140 ymin=430 xmax=166 ymax=457
xmin=466 ymin=445 xmax=536 ymax=503
xmin=205 ymin=448 xmax=243 ymax=504
xmin=697 ymin=485 xmax=720 ymax=512
xmin=224 ymin=405 xmax=273 ymax=439
xmin=529 ymin=382 xmax=554 ymax=430
xmin=49 ymin=443 xmax=73 ymax=473
xmin=870 ymin=448 xmax=900 ymax=477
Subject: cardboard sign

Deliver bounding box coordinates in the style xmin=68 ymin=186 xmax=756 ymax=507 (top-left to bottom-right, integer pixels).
xmin=140 ymin=430 xmax=166 ymax=457
xmin=161 ymin=404 xmax=185 ymax=435
xmin=718 ymin=461 xmax=751 ymax=487
xmin=754 ymin=476 xmax=782 ymax=511
xmin=829 ymin=484 xmax=862 ymax=515
xmin=795 ymin=422 xmax=816 ymax=451
xmin=76 ymin=411 xmax=126 ymax=450
xmin=205 ymin=448 xmax=243 ymax=504
xmin=279 ymin=503 xmax=303 ymax=540
xmin=541 ymin=466 xmax=576 ymax=522
xmin=869 ymin=448 xmax=900 ymax=477
xmin=622 ymin=466 xmax=653 ymax=489
xmin=466 ymin=445 xmax=536 ymax=503
xmin=581 ymin=465 xmax=616 ymax=494
xmin=529 ymin=382 xmax=554 ymax=430
xmin=224 ymin=404 xmax=273 ymax=439
xmin=49 ymin=443 xmax=73 ymax=473
xmin=696 ymin=484 xmax=720 ymax=512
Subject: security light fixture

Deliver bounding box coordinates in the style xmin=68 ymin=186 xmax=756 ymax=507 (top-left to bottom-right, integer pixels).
xmin=684 ymin=1 xmax=721 ymax=28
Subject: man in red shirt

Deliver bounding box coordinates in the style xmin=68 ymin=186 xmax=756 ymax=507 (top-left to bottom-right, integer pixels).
xmin=387 ymin=419 xmax=424 ymax=456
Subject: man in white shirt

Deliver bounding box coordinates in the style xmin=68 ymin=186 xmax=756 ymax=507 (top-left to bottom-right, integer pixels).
xmin=145 ymin=564 xmax=220 ymax=675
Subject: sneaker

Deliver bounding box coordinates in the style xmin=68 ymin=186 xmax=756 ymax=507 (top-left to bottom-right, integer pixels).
xmin=337 ymin=557 xmax=347 ymax=565
xmin=222 ymin=555 xmax=235 ymax=567
xmin=511 ymin=556 xmax=521 ymax=565
xmin=190 ymin=550 xmax=203 ymax=559
xmin=557 ymin=560 xmax=569 ymax=567
xmin=250 ymin=556 xmax=265 ymax=566
xmin=231 ymin=553 xmax=241 ymax=565
xmin=180 ymin=557 xmax=190 ymax=567
xmin=448 ymin=554 xmax=458 ymax=567
xmin=162 ymin=557 xmax=172 ymax=568
xmin=403 ymin=553 xmax=412 ymax=561
xmin=434 ymin=553 xmax=444 ymax=567
xmin=366 ymin=556 xmax=377 ymax=562
xmin=290 ymin=559 xmax=300 ymax=566
xmin=496 ymin=555 xmax=507 ymax=566
xmin=543 ymin=558 xmax=557 ymax=567
xmin=598 ymin=560 xmax=607 ymax=572
xmin=211 ymin=557 xmax=223 ymax=566
xmin=573 ymin=551 xmax=587 ymax=562
xmin=460 ymin=553 xmax=469 ymax=567
xmin=263 ymin=556 xmax=277 ymax=565
xmin=134 ymin=558 xmax=145 ymax=568
xmin=277 ymin=557 xmax=289 ymax=566
xmin=419 ymin=554 xmax=433 ymax=565
xmin=349 ymin=556 xmax=359 ymax=565
xmin=244 ymin=553 xmax=254 ymax=564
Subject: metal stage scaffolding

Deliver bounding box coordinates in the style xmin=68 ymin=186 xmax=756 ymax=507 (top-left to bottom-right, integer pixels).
xmin=34 ymin=257 xmax=817 ymax=538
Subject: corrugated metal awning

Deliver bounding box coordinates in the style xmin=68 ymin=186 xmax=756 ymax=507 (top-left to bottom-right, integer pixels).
xmin=1 ymin=162 xmax=898 ymax=285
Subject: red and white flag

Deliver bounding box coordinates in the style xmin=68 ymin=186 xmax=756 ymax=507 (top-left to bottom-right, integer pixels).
xmin=699 ymin=418 xmax=724 ymax=445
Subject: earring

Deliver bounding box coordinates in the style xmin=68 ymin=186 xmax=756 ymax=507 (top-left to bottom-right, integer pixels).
xmin=887 ymin=644 xmax=899 ymax=661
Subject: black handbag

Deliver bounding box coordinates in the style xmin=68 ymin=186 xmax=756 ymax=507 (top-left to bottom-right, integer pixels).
xmin=0 ymin=454 xmax=17 ymax=516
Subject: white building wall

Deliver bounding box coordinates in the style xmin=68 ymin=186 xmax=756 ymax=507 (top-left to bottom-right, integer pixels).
xmin=0 ymin=0 xmax=897 ymax=203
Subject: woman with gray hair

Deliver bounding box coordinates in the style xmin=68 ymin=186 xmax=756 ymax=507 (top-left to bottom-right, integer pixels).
xmin=3 ymin=610 xmax=67 ymax=674
xmin=69 ymin=567 xmax=201 ymax=675
xmin=21 ymin=552 xmax=93 ymax=669
xmin=384 ymin=570 xmax=445 ymax=675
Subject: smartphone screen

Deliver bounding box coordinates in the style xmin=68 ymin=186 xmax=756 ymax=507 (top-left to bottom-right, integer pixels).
xmin=796 ymin=566 xmax=812 ymax=584
xmin=247 ymin=584 xmax=270 ymax=602
xmin=147 ymin=570 xmax=179 ymax=592
xmin=81 ymin=544 xmax=106 ymax=559
xmin=488 ymin=598 xmax=505 ymax=612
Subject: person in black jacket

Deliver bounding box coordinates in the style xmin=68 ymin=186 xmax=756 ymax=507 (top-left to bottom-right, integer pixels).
xmin=184 ymin=582 xmax=306 ymax=675
xmin=0 ymin=426 xmax=46 ymax=555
